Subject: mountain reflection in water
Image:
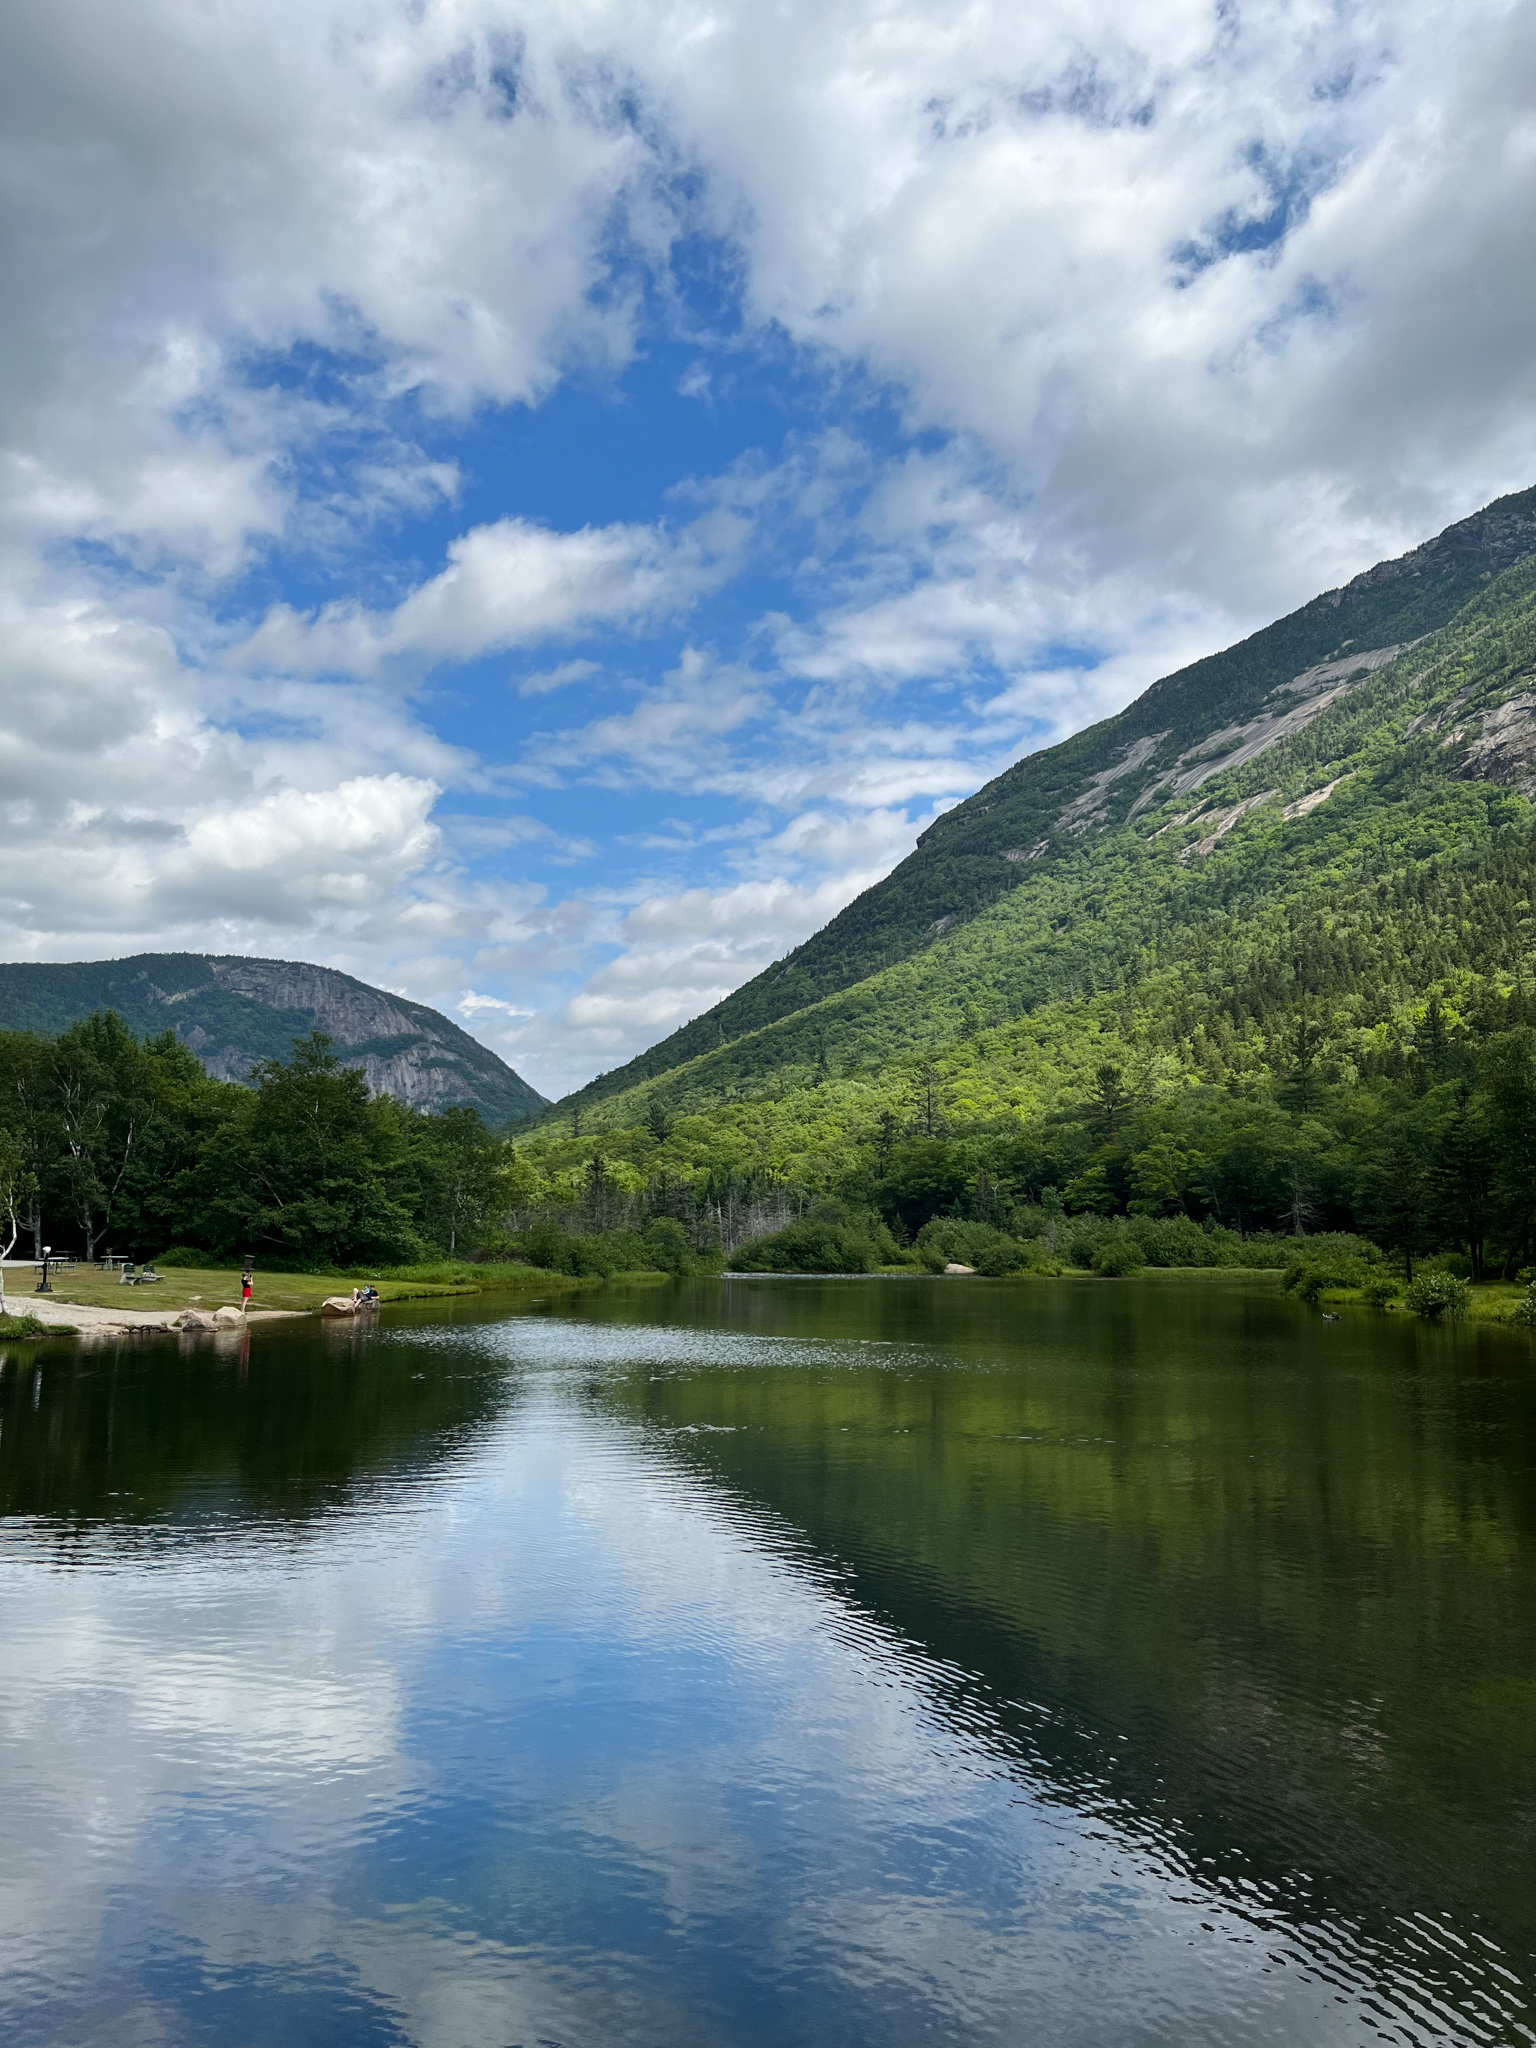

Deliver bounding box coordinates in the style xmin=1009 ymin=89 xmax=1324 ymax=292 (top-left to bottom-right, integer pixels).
xmin=0 ymin=1276 xmax=1531 ymax=2047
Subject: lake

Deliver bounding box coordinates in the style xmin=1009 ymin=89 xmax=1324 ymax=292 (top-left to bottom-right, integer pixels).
xmin=1 ymin=1276 xmax=1532 ymax=2046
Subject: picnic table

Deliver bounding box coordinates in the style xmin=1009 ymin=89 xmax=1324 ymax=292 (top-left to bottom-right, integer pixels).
xmin=98 ymin=1256 xmax=130 ymax=1270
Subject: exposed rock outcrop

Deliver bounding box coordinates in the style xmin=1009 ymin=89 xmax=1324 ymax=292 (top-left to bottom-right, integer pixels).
xmin=1446 ymin=691 xmax=1536 ymax=794
xmin=0 ymin=953 xmax=547 ymax=1126
xmin=1127 ymin=644 xmax=1410 ymax=823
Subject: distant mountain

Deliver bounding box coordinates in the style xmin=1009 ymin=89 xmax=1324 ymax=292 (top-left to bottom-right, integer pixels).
xmin=0 ymin=954 xmax=546 ymax=1126
xmin=546 ymin=481 xmax=1536 ymax=1126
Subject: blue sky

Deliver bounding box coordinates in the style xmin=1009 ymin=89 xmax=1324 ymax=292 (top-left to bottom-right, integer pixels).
xmin=4 ymin=0 xmax=1536 ymax=1096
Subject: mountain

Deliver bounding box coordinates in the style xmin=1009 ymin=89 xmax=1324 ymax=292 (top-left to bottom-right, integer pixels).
xmin=0 ymin=953 xmax=547 ymax=1126
xmin=549 ymin=482 xmax=1536 ymax=1131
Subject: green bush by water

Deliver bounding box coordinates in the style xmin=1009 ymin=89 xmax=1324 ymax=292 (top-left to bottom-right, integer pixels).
xmin=1280 ymin=1236 xmax=1383 ymax=1302
xmin=914 ymin=1218 xmax=1028 ymax=1275
xmin=1403 ymin=1269 xmax=1473 ymax=1318
xmin=732 ymin=1219 xmax=894 ymax=1273
xmin=1092 ymin=1236 xmax=1147 ymax=1277
xmin=0 ymin=1311 xmax=54 ymax=1339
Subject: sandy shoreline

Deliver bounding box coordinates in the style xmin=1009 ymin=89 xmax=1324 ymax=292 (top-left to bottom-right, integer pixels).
xmin=2 ymin=1293 xmax=308 ymax=1335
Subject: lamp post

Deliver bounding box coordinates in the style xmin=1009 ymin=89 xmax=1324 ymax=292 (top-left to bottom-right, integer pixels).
xmin=36 ymin=1244 xmax=52 ymax=1293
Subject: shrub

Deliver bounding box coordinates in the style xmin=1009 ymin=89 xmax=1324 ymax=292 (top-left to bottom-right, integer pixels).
xmin=914 ymin=1218 xmax=1025 ymax=1275
xmin=1280 ymin=1237 xmax=1383 ymax=1303
xmin=1403 ymin=1269 xmax=1473 ymax=1319
xmin=1127 ymin=1215 xmax=1233 ymax=1267
xmin=488 ymin=1214 xmax=726 ymax=1280
xmin=1058 ymin=1215 xmax=1365 ymax=1273
xmin=0 ymin=1311 xmax=50 ymax=1339
xmin=1091 ymin=1236 xmax=1146 ymax=1277
xmin=1361 ymin=1274 xmax=1399 ymax=1306
xmin=1283 ymin=1253 xmax=1368 ymax=1303
xmin=1510 ymin=1286 xmax=1536 ymax=1328
xmin=640 ymin=1217 xmax=695 ymax=1276
xmin=731 ymin=1221 xmax=879 ymax=1274
xmin=1011 ymin=1236 xmax=1059 ymax=1273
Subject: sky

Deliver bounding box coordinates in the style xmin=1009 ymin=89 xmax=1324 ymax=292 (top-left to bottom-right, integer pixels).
xmin=3 ymin=0 xmax=1536 ymax=1101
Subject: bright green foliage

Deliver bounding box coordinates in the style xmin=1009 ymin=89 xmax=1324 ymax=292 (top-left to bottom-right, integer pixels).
xmin=1403 ymin=1269 xmax=1473 ymax=1318
xmin=190 ymin=1035 xmax=423 ymax=1268
xmin=412 ymin=1104 xmax=512 ymax=1256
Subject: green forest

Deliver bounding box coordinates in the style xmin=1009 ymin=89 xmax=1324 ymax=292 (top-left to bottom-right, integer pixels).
xmin=0 ymin=1020 xmax=516 ymax=1272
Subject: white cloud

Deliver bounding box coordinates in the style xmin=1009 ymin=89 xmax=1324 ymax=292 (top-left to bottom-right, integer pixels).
xmin=517 ymin=657 xmax=602 ymax=696
xmin=565 ymin=871 xmax=892 ymax=1045
xmin=239 ymin=516 xmax=728 ymax=676
xmin=1 ymin=0 xmax=1535 ymax=1102
xmin=457 ymin=990 xmax=535 ymax=1020
xmin=521 ymin=646 xmax=770 ymax=789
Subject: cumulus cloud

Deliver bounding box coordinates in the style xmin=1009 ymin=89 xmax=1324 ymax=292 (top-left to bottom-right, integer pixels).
xmin=239 ymin=516 xmax=734 ymax=676
xmin=665 ymin=0 xmax=1536 ymax=605
xmin=566 ymin=871 xmax=895 ymax=1043
xmin=518 ymin=646 xmax=771 ymax=789
xmin=1 ymin=0 xmax=1534 ymax=1097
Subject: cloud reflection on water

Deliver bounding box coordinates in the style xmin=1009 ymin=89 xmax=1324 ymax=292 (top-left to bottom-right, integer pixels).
xmin=0 ymin=1306 xmax=1528 ymax=2046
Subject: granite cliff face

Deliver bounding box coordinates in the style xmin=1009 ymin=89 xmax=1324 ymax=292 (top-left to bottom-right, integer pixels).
xmin=0 ymin=954 xmax=546 ymax=1126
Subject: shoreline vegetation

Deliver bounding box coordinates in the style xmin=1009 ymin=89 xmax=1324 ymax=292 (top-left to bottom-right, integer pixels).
xmin=724 ymin=1262 xmax=1533 ymax=1327
xmin=7 ymin=1262 xmax=1529 ymax=1346
xmin=0 ymin=1016 xmax=1531 ymax=1343
xmin=1 ymin=1260 xmax=602 ymax=1323
xmin=0 ymin=1013 xmax=1532 ymax=1340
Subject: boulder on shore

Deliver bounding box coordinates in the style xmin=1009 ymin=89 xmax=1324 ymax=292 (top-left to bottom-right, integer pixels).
xmin=944 ymin=1262 xmax=977 ymax=1275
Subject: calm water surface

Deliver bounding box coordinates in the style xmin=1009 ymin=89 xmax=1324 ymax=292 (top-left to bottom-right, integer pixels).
xmin=1 ymin=1276 xmax=1532 ymax=2046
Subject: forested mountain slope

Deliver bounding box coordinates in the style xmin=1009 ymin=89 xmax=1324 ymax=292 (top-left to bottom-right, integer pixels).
xmin=503 ymin=488 xmax=1536 ymax=1279
xmin=549 ymin=539 xmax=1536 ymax=1130
xmin=560 ymin=484 xmax=1536 ymax=1120
xmin=0 ymin=954 xmax=546 ymax=1125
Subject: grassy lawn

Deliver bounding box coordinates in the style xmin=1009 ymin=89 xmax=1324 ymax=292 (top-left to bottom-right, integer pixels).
xmin=14 ymin=1261 xmax=590 ymax=1315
